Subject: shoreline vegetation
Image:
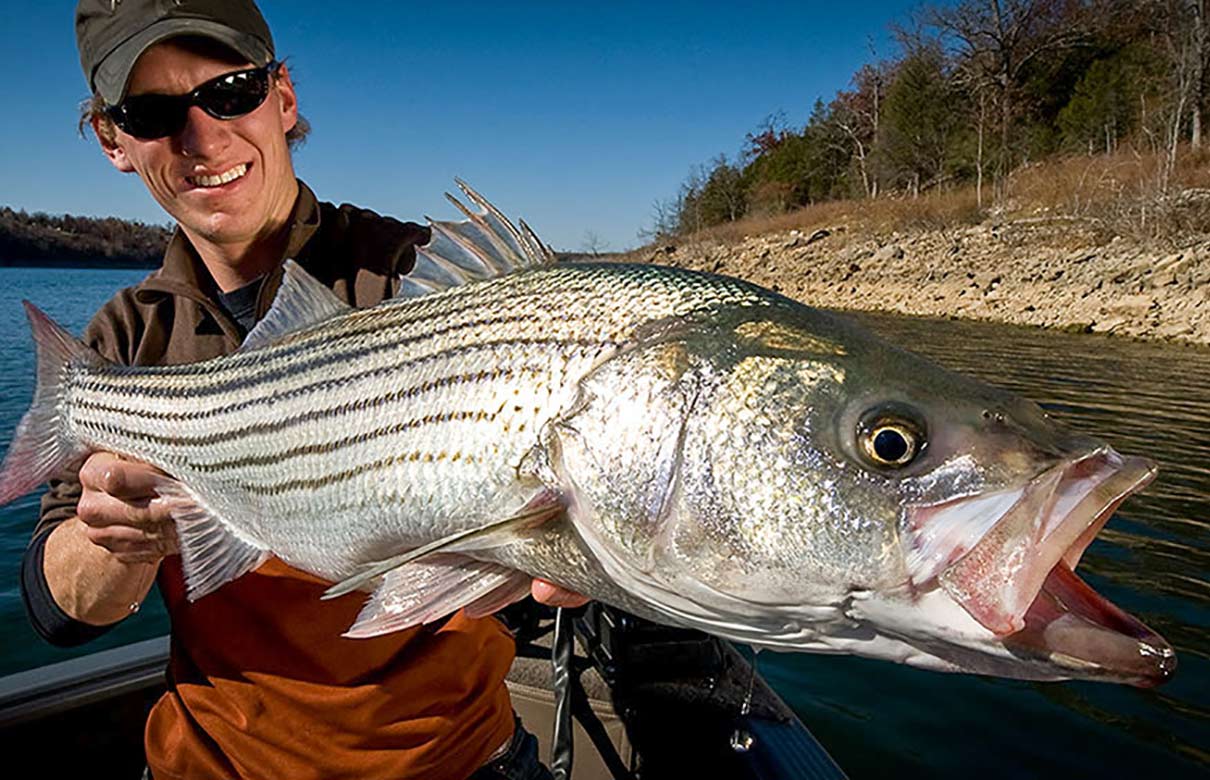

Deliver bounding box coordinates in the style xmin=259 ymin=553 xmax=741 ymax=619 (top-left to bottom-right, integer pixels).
xmin=634 ymin=0 xmax=1210 ymax=347
xmin=622 ymin=152 xmax=1210 ymax=347
xmin=0 ymin=206 xmax=167 ymax=269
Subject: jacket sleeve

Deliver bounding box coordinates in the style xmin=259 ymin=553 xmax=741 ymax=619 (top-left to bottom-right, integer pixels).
xmin=21 ymin=295 xmax=143 ymax=646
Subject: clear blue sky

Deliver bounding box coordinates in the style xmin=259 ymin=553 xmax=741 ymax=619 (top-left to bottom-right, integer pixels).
xmin=2 ymin=2 xmax=923 ymax=252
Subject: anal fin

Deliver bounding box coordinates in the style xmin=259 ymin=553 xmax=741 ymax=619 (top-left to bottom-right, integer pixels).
xmin=152 ymin=477 xmax=271 ymax=601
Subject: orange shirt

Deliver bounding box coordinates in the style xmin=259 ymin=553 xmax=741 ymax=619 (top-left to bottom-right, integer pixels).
xmin=146 ymin=557 xmax=517 ymax=780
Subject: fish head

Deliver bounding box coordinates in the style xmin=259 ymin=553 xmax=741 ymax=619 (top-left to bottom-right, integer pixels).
xmin=827 ymin=342 xmax=1173 ymax=687
xmin=557 ymin=303 xmax=1174 ymax=686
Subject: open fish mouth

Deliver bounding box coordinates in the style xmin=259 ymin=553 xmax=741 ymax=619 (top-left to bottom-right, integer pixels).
xmin=906 ymin=448 xmax=1176 ymax=686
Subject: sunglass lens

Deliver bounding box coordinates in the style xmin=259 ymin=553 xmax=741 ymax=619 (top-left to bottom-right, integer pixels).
xmin=118 ymin=94 xmax=188 ymax=139
xmin=197 ymin=69 xmax=270 ymax=119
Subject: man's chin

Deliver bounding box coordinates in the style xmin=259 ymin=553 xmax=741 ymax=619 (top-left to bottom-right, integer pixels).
xmin=175 ymin=207 xmax=260 ymax=245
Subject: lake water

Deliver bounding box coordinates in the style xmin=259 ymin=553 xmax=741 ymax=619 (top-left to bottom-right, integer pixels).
xmin=0 ymin=267 xmax=1206 ymax=778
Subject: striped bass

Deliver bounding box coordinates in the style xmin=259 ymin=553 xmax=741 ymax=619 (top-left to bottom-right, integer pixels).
xmin=0 ymin=183 xmax=1175 ymax=686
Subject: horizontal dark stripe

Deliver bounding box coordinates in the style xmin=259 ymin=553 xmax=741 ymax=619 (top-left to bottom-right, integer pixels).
xmin=72 ymin=364 xmax=532 ymax=446
xmin=75 ymin=362 xmax=517 ymax=440
xmin=83 ymin=312 xmax=547 ymax=400
xmin=71 ymin=337 xmax=596 ymax=429
xmin=240 ymin=450 xmax=469 ymax=497
xmin=192 ymin=410 xmax=496 ymax=473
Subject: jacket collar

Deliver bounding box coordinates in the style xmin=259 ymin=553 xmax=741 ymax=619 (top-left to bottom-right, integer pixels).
xmin=134 ymin=180 xmax=321 ymax=305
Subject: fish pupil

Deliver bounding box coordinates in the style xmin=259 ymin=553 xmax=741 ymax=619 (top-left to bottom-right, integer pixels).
xmin=874 ymin=429 xmax=909 ymax=462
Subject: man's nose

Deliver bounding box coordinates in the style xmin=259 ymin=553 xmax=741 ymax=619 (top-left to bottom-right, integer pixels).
xmin=177 ymin=105 xmax=231 ymax=157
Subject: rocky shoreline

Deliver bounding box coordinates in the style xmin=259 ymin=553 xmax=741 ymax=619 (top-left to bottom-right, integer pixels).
xmin=634 ymin=219 xmax=1210 ymax=346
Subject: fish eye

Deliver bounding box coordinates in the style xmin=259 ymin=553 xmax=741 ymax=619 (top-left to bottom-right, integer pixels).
xmin=857 ymin=408 xmax=926 ymax=469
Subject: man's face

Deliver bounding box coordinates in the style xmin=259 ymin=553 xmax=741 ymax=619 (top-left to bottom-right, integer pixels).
xmin=95 ymin=41 xmax=299 ymax=249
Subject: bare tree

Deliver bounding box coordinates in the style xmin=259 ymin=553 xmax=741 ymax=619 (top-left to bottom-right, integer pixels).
xmin=581 ymin=230 xmax=610 ymax=257
xmin=638 ymin=195 xmax=683 ymax=243
xmin=833 ymin=62 xmax=891 ymax=198
xmin=926 ymin=0 xmax=1089 ymax=199
xmin=1152 ymin=0 xmax=1202 ymax=188
xmin=1190 ymin=0 xmax=1206 ymax=150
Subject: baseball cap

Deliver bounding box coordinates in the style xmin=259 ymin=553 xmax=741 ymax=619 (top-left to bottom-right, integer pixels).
xmin=76 ymin=0 xmax=275 ymax=105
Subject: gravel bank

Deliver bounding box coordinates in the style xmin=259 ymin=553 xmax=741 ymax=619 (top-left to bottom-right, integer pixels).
xmin=636 ymin=220 xmax=1210 ymax=345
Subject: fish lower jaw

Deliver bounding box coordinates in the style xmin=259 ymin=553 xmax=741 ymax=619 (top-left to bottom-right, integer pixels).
xmin=1004 ymin=560 xmax=1176 ymax=687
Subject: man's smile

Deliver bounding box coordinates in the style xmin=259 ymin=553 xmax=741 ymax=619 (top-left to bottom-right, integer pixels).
xmin=185 ymin=162 xmax=249 ymax=188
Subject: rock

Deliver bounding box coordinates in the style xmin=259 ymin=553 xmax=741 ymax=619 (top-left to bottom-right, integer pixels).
xmin=1104 ymin=294 xmax=1156 ymax=317
xmin=1091 ymin=317 xmax=1126 ymax=334
xmin=872 ymin=244 xmax=905 ymax=263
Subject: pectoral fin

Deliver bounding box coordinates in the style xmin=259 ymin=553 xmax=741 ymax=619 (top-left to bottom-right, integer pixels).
xmin=323 ymin=491 xmax=564 ymax=600
xmin=344 ymin=554 xmax=532 ymax=638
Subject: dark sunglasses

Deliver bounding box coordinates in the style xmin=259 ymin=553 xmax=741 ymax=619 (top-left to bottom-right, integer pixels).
xmin=105 ymin=62 xmax=279 ymax=140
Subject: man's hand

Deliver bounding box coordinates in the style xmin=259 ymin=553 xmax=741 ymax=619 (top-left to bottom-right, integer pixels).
xmin=77 ymin=452 xmax=179 ymax=564
xmin=531 ymin=578 xmax=590 ymax=609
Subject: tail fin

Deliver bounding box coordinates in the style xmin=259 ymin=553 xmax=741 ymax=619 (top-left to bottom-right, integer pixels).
xmin=0 ymin=303 xmax=100 ymax=504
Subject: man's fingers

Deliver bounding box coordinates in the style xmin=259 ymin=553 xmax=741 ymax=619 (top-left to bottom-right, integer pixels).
xmin=77 ymin=488 xmax=174 ymax=529
xmin=79 ymin=452 xmax=167 ymax=500
xmin=531 ymin=578 xmax=590 ymax=609
xmin=84 ymin=521 xmax=179 ymax=558
xmin=75 ymin=452 xmax=179 ymax=562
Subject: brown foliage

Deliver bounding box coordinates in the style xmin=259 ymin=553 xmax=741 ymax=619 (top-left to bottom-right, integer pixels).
xmin=0 ymin=207 xmax=170 ymax=266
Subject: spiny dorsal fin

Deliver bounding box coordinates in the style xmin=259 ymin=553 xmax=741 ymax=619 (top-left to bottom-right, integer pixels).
xmin=400 ymin=180 xmax=556 ymax=300
xmin=240 ymin=260 xmax=352 ymax=352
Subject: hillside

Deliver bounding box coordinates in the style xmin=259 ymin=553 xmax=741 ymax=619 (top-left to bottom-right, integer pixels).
xmin=0 ymin=207 xmax=168 ymax=268
xmin=629 ymin=156 xmax=1210 ymax=346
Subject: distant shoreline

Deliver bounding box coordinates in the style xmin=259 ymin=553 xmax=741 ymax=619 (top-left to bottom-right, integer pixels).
xmin=1 ymin=206 xmax=170 ymax=270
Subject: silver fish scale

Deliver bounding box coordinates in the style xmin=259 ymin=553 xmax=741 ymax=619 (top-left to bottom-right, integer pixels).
xmin=63 ymin=263 xmax=776 ymax=582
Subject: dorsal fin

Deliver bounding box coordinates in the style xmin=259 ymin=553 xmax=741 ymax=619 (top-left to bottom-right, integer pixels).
xmin=400 ymin=179 xmax=556 ymax=299
xmin=240 ymin=260 xmax=352 ymax=351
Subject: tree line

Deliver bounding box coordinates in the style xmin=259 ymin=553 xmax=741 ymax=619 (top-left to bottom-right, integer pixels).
xmin=0 ymin=206 xmax=169 ymax=267
xmin=652 ymin=0 xmax=1210 ymax=238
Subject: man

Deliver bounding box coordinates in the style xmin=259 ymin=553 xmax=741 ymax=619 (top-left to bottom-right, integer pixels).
xmin=21 ymin=2 xmax=584 ymax=778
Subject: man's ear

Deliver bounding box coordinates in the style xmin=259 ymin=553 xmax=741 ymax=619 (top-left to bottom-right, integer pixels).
xmin=274 ymin=64 xmax=299 ymax=134
xmin=91 ymin=114 xmax=136 ymax=173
